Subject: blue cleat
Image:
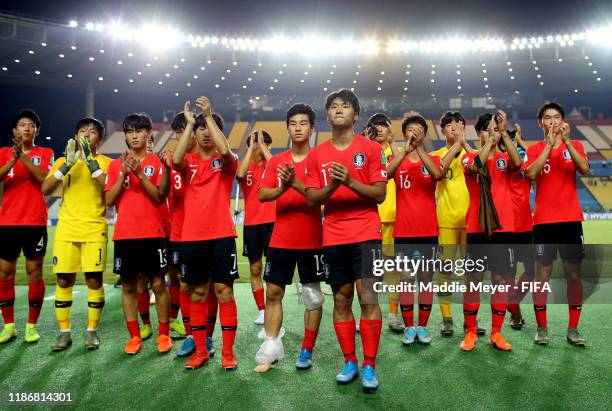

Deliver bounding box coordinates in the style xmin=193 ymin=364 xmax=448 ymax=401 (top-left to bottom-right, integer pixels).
xmin=361 ymin=365 xmax=379 ymax=393
xmin=206 ymin=337 xmax=215 ymax=358
xmin=401 ymin=327 xmax=417 ymax=345
xmin=335 ymin=361 xmax=359 ymax=385
xmin=416 ymin=326 xmax=432 ymax=344
xmin=295 ymin=348 xmax=313 ymax=370
xmin=176 ymin=335 xmax=195 ymax=357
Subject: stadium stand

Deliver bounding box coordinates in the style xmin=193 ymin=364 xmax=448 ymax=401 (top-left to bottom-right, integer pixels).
xmin=581 ymin=177 xmax=612 ymax=211
xmin=251 ymin=121 xmax=289 ymax=148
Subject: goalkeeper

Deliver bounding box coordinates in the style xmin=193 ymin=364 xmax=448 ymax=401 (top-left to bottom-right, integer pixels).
xmin=42 ymin=118 xmax=111 ymax=351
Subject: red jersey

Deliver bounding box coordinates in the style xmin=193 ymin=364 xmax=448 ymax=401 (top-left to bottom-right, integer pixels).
xmin=510 ymin=166 xmax=533 ymax=233
xmin=305 ymin=135 xmax=387 ymax=246
xmin=259 ymin=150 xmax=322 ymax=249
xmin=104 ymin=153 xmax=165 ymax=240
xmin=394 ymin=155 xmax=441 ymax=238
xmin=0 ymin=146 xmax=54 ymax=226
xmin=180 ymin=152 xmax=238 ymax=242
xmin=168 ymin=168 xmax=187 ymax=242
xmin=525 ymin=141 xmax=586 ymax=225
xmin=158 ymin=200 xmax=171 ymax=238
xmin=240 ymin=160 xmax=276 ymax=226
xmin=462 ymin=152 xmax=515 ymax=234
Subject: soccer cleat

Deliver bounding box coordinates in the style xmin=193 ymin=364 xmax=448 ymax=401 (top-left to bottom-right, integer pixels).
xmin=177 ymin=336 xmax=195 ymax=357
xmin=170 ymin=319 xmax=187 ymax=338
xmin=510 ymin=313 xmax=525 ymax=330
xmin=84 ymin=330 xmax=100 ymax=350
xmin=254 ymin=310 xmax=265 ymax=325
xmin=184 ymin=350 xmax=210 ymax=369
xmin=206 ymin=337 xmax=216 ymax=358
xmin=415 ymin=326 xmax=432 ymax=344
xmin=24 ymin=324 xmax=40 ymax=343
xmin=361 ymin=365 xmax=379 ymax=394
xmin=124 ymin=336 xmax=142 ymax=355
xmin=388 ymin=314 xmax=404 ymax=333
xmin=566 ymin=328 xmax=586 ymax=347
xmin=490 ymin=332 xmax=512 ymax=351
xmin=221 ymin=351 xmax=238 ymax=370
xmin=335 ymin=361 xmax=359 ymax=385
xmin=401 ymin=327 xmax=417 ymax=345
xmin=51 ymin=332 xmax=73 ymax=352
xmin=157 ymin=335 xmax=173 ymax=353
xmin=534 ymin=327 xmax=549 ymax=346
xmin=140 ymin=325 xmax=153 ymax=340
xmin=0 ymin=323 xmax=17 ymax=344
xmin=464 ymin=322 xmax=486 ymax=336
xmin=295 ymin=348 xmax=313 ymax=370
xmin=460 ymin=331 xmax=477 ymax=351
xmin=441 ymin=317 xmax=454 ymax=336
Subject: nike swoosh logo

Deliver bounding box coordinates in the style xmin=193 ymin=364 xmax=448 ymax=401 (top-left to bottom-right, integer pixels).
xmin=321 ymin=162 xmax=334 ymax=167
xmin=399 ymin=171 xmax=408 ymax=174
xmin=230 ymin=270 xmax=238 ymax=275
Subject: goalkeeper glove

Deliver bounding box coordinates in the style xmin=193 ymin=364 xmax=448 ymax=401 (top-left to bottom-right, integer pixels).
xmin=54 ymin=139 xmax=76 ymax=180
xmin=79 ymin=135 xmax=103 ymax=178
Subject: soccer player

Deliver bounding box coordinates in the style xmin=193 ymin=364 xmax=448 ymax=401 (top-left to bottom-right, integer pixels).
xmin=365 ymin=113 xmax=403 ymax=333
xmin=386 ymin=115 xmax=443 ymax=345
xmin=255 ymin=103 xmax=325 ymax=372
xmin=430 ymin=111 xmax=476 ymax=336
xmin=460 ymin=111 xmax=522 ymax=351
xmin=42 ymin=118 xmax=110 ymax=351
xmin=172 ymin=97 xmax=239 ymax=370
xmin=525 ymin=102 xmax=590 ymax=346
xmin=305 ymin=89 xmax=387 ymax=393
xmin=105 ymin=112 xmax=172 ymax=355
xmin=236 ymin=130 xmax=275 ymax=325
xmin=0 ymin=109 xmax=53 ymax=344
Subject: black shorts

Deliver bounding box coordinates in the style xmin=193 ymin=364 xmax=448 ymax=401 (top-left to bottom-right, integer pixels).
xmin=511 ymin=231 xmax=535 ymax=265
xmin=533 ymin=222 xmax=585 ymax=264
xmin=466 ymin=232 xmax=515 ymax=276
xmin=243 ymin=223 xmax=274 ymax=259
xmin=0 ymin=225 xmax=47 ymax=261
xmin=394 ymin=236 xmax=439 ymax=260
xmin=180 ymin=237 xmax=239 ymax=285
xmin=113 ymin=238 xmax=167 ymax=280
xmin=264 ymin=248 xmax=324 ymax=285
xmin=167 ymin=240 xmax=181 ymax=268
xmin=323 ymin=240 xmax=381 ymax=286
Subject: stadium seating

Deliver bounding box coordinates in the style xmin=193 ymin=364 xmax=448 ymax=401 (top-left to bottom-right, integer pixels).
xmin=581 ymin=177 xmax=612 ymax=211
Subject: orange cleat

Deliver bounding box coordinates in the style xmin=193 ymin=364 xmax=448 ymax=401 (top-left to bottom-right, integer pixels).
xmin=460 ymin=331 xmax=477 ymax=351
xmin=184 ymin=350 xmax=210 ymax=369
xmin=490 ymin=332 xmax=512 ymax=351
xmin=124 ymin=336 xmax=142 ymax=355
xmin=221 ymin=351 xmax=238 ymax=370
xmin=157 ymin=335 xmax=173 ymax=353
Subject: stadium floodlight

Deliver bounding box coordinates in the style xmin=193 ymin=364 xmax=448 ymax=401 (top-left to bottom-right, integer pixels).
xmin=68 ymin=20 xmax=78 ymax=28
xmin=85 ymin=22 xmax=94 ymax=31
xmin=95 ymin=23 xmax=104 ymax=32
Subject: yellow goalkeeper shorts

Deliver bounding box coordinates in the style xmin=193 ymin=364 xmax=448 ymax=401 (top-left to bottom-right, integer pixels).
xmin=53 ymin=240 xmax=107 ymax=274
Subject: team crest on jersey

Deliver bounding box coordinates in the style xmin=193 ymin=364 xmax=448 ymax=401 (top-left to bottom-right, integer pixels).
xmin=462 ymin=156 xmax=470 ymax=167
xmin=562 ymin=150 xmax=571 ymax=160
xmin=114 ymin=258 xmax=122 ymax=271
xmin=32 ymin=156 xmax=41 ymax=166
xmin=381 ymin=170 xmax=387 ymax=178
xmin=421 ymin=165 xmax=430 ymax=176
xmin=353 ymin=152 xmax=366 ymax=168
xmin=519 ymin=168 xmax=526 ymax=178
xmin=496 ymin=158 xmax=507 ymax=170
xmin=172 ymin=251 xmax=180 ymax=265
xmin=143 ymin=166 xmax=155 ymax=177
xmin=211 ymin=158 xmax=223 ymax=171
xmin=52 ymin=256 xmax=58 ymax=266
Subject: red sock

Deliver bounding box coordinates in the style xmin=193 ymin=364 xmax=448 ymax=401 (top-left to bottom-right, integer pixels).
xmin=190 ymin=300 xmax=208 ymax=353
xmin=27 ymin=279 xmax=45 ymax=324
xmin=0 ymin=277 xmax=16 ymax=324
xmin=491 ymin=290 xmax=508 ymax=334
xmin=333 ymin=320 xmax=357 ymax=363
xmin=360 ymin=319 xmax=382 ymax=369
xmin=127 ymin=320 xmax=140 ymax=338
xmin=219 ymin=300 xmax=238 ymax=355
xmin=568 ymin=305 xmax=582 ymax=329
xmin=417 ymin=289 xmax=433 ymax=327
xmin=253 ymin=287 xmax=265 ymax=311
xmin=159 ymin=321 xmax=169 ymax=336
xmin=169 ymin=282 xmax=180 ymax=321
xmin=302 ymin=328 xmax=319 ymax=352
xmin=207 ymin=282 xmax=218 ymax=338
xmin=567 ymin=280 xmax=583 ymax=328
xmin=137 ymin=290 xmax=151 ymax=325
xmin=533 ymin=287 xmax=548 ymax=328
xmin=179 ymin=290 xmax=191 ymax=335
xmin=507 ymin=303 xmax=520 ymax=315
xmin=399 ymin=290 xmax=414 ymax=327
xmin=463 ymin=290 xmax=480 ymax=333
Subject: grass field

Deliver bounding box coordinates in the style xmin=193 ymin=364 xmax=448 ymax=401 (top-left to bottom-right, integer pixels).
xmin=1 ymin=220 xmax=611 ymax=409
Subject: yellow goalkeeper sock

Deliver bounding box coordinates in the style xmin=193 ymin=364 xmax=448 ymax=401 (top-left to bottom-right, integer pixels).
xmin=87 ymin=287 xmax=105 ymax=331
xmin=55 ymin=286 xmax=73 ymax=331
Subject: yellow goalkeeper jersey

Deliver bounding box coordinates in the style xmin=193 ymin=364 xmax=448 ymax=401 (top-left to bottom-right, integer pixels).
xmin=48 ymin=154 xmax=112 ymax=242
xmin=430 ymin=145 xmax=469 ymax=229
xmin=378 ymin=145 xmax=397 ymax=223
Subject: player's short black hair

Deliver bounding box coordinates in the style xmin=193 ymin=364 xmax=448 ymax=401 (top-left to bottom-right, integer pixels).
xmin=402 ymin=115 xmax=428 ymax=135
xmin=440 ymin=111 xmax=465 ymax=128
xmin=537 ymin=102 xmax=565 ymax=120
xmin=325 ymin=88 xmax=360 ymax=115
xmin=246 ymin=130 xmax=272 ymax=147
xmin=475 ymin=113 xmax=494 ymax=133
xmin=12 ymin=108 xmax=41 ymax=129
xmin=194 ymin=113 xmax=224 ymax=132
xmin=366 ymin=113 xmax=391 ymax=127
xmin=171 ymin=113 xmax=187 ymax=131
xmin=286 ymin=104 xmax=316 ymax=126
xmin=123 ymin=112 xmax=153 ymax=132
xmin=75 ymin=117 xmax=105 ymax=136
